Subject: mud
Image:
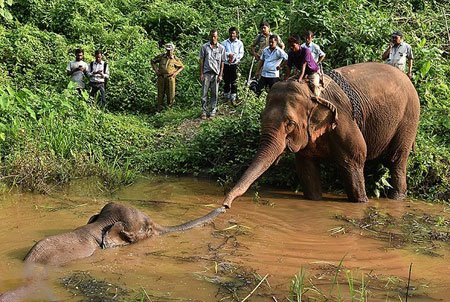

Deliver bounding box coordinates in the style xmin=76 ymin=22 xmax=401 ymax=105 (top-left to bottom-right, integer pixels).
xmin=0 ymin=176 xmax=449 ymax=301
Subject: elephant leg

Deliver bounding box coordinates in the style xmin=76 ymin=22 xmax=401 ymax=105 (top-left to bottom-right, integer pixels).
xmin=339 ymin=162 xmax=368 ymax=203
xmin=295 ymin=155 xmax=322 ymax=200
xmin=385 ymin=150 xmax=410 ymax=200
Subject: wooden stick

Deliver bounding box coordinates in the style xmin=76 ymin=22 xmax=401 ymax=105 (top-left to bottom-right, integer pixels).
xmin=406 ymin=263 xmax=413 ymax=302
xmin=241 ymin=274 xmax=269 ymax=302
xmin=443 ymin=8 xmax=450 ymax=45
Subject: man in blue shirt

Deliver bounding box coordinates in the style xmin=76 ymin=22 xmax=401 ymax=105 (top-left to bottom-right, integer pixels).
xmin=221 ymin=27 xmax=244 ymax=105
xmin=301 ymin=31 xmax=325 ymax=64
xmin=254 ymin=35 xmax=288 ymax=97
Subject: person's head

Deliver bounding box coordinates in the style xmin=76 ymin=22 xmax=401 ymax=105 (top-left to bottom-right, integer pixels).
xmin=209 ymin=29 xmax=218 ymax=45
xmin=268 ymin=34 xmax=278 ymax=49
xmin=304 ymin=30 xmax=314 ymax=45
xmin=228 ymin=27 xmax=238 ymax=41
xmin=391 ymin=31 xmax=403 ymax=45
xmin=95 ymin=49 xmax=103 ymax=62
xmin=75 ymin=48 xmax=84 ymax=61
xmin=260 ymin=21 xmax=270 ymax=35
xmin=288 ymin=35 xmax=301 ymax=52
xmin=164 ymin=43 xmax=175 ymax=55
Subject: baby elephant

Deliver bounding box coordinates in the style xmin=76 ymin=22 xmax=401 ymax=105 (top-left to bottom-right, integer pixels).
xmin=0 ymin=203 xmax=225 ymax=302
xmin=24 ymin=202 xmax=225 ymax=265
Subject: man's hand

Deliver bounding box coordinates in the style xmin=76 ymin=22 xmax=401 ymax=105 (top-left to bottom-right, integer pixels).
xmin=254 ymin=54 xmax=260 ymax=61
xmin=228 ymin=53 xmax=234 ymax=63
xmin=200 ymin=73 xmax=204 ymax=82
xmin=217 ymin=75 xmax=222 ymax=82
xmin=408 ymin=71 xmax=412 ymax=79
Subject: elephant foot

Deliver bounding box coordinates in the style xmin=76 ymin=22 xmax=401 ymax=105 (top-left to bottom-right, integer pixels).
xmin=388 ymin=190 xmax=406 ymax=200
xmin=348 ymin=196 xmax=369 ymax=203
xmin=303 ymin=192 xmax=322 ymax=201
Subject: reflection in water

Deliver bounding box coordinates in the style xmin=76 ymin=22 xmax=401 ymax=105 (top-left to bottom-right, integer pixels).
xmin=0 ymin=176 xmax=449 ymax=301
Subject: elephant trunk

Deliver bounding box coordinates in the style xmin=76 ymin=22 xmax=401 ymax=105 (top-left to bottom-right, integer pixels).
xmin=223 ymin=133 xmax=286 ymax=208
xmin=155 ymin=207 xmax=226 ymax=235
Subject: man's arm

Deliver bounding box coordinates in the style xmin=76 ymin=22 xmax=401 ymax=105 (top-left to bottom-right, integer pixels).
xmin=103 ymin=63 xmax=110 ymax=79
xmin=316 ymin=45 xmax=325 ymax=63
xmin=382 ymin=44 xmax=392 ymax=60
xmin=277 ymin=35 xmax=285 ymax=50
xmin=237 ymin=41 xmax=244 ymax=62
xmin=171 ymin=58 xmax=184 ymax=77
xmin=256 ymin=60 xmax=263 ymax=77
xmin=251 ymin=36 xmax=260 ymax=60
xmin=66 ymin=62 xmax=79 ymax=76
xmin=298 ymin=61 xmax=307 ymax=82
xmin=285 ymin=66 xmax=292 ymax=80
xmin=218 ymin=47 xmax=226 ymax=81
xmin=151 ymin=57 xmax=160 ymax=75
xmin=218 ymin=62 xmax=224 ymax=82
xmin=407 ymin=58 xmax=413 ymax=79
xmin=407 ymin=45 xmax=413 ymax=79
xmin=199 ymin=58 xmax=204 ymax=81
xmin=199 ymin=46 xmax=205 ymax=81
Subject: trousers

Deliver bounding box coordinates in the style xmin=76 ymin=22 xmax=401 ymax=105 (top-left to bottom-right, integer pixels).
xmin=157 ymin=75 xmax=176 ymax=109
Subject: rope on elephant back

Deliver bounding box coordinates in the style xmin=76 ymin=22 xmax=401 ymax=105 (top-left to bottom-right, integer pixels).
xmin=327 ymin=70 xmax=363 ymax=129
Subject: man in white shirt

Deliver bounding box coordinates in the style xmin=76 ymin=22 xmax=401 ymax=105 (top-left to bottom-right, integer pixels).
xmin=221 ymin=27 xmax=244 ymax=104
xmin=87 ymin=49 xmax=110 ymax=107
xmin=66 ymin=48 xmax=88 ymax=94
xmin=254 ymin=35 xmax=288 ymax=97
xmin=301 ymin=31 xmax=326 ymax=64
xmin=382 ymin=31 xmax=413 ymax=79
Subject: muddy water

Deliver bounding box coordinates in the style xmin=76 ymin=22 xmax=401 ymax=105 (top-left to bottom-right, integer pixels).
xmin=0 ymin=176 xmax=449 ymax=301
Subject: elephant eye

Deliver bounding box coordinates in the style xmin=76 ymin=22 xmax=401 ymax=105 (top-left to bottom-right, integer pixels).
xmin=286 ymin=120 xmax=297 ymax=131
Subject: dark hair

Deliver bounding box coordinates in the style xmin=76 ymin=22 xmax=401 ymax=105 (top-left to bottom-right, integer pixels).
xmin=304 ymin=30 xmax=314 ymax=38
xmin=75 ymin=48 xmax=84 ymax=55
xmin=259 ymin=21 xmax=270 ymax=29
xmin=228 ymin=26 xmax=238 ymax=34
xmin=209 ymin=29 xmax=218 ymax=35
xmin=95 ymin=49 xmax=102 ymax=56
xmin=269 ymin=34 xmax=278 ymax=41
xmin=288 ymin=34 xmax=301 ymax=45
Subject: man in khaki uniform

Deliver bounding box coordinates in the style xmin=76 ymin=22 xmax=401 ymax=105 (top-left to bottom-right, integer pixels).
xmin=251 ymin=21 xmax=285 ymax=61
xmin=151 ymin=43 xmax=184 ymax=110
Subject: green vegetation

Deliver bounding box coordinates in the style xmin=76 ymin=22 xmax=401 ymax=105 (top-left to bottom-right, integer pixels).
xmin=336 ymin=206 xmax=450 ymax=256
xmin=0 ymin=0 xmax=448 ymax=202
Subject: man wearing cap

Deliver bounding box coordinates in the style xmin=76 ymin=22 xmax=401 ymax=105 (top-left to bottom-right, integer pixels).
xmin=382 ymin=31 xmax=413 ymax=79
xmin=151 ymin=42 xmax=184 ymax=111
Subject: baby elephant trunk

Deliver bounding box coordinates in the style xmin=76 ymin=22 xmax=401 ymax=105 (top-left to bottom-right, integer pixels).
xmin=156 ymin=207 xmax=226 ymax=235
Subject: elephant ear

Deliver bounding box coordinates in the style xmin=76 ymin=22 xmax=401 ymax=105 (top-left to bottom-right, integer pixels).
xmin=87 ymin=214 xmax=100 ymax=224
xmin=308 ymin=96 xmax=338 ymax=143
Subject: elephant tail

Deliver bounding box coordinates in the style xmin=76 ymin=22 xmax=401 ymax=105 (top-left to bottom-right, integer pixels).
xmin=155 ymin=207 xmax=226 ymax=235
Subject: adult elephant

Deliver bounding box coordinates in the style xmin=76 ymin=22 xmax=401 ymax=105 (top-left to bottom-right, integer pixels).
xmin=223 ymin=62 xmax=420 ymax=208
